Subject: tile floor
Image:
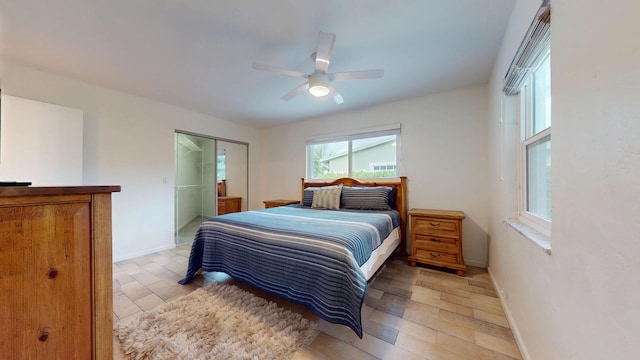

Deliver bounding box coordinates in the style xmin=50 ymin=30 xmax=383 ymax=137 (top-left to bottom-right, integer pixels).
xmin=113 ymin=245 xmax=522 ymax=360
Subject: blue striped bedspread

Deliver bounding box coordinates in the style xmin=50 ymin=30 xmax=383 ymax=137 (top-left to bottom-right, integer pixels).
xmin=178 ymin=205 xmax=400 ymax=338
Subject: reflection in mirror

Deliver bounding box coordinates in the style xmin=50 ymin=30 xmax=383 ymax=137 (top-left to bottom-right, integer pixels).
xmin=217 ymin=150 xmax=226 ymax=181
xmin=216 ymin=140 xmax=248 ymax=215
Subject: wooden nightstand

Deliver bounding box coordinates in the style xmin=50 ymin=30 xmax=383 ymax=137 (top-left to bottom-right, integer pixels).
xmin=218 ymin=196 xmax=241 ymax=215
xmin=408 ymin=209 xmax=467 ymax=276
xmin=263 ymin=199 xmax=300 ymax=208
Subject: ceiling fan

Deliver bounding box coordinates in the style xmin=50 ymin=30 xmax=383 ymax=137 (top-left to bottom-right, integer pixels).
xmin=252 ymin=31 xmax=384 ymax=104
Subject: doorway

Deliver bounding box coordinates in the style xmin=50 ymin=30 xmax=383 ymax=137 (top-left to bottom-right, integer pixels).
xmin=174 ymin=131 xmax=248 ymax=245
xmin=174 ymin=133 xmax=215 ymax=245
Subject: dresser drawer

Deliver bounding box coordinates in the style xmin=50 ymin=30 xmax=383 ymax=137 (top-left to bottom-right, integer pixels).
xmin=218 ymin=196 xmax=241 ymax=215
xmin=414 ymin=249 xmax=459 ymax=264
xmin=413 ymin=216 xmax=460 ymax=235
xmin=414 ymin=234 xmax=458 ymax=253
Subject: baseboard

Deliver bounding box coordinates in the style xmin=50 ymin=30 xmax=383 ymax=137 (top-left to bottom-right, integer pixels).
xmin=487 ymin=267 xmax=531 ymax=360
xmin=465 ymin=258 xmax=487 ymax=268
xmin=112 ymin=243 xmax=177 ymax=263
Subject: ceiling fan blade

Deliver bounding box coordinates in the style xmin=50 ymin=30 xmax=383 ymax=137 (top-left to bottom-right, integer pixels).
xmin=314 ymin=31 xmax=336 ymax=73
xmin=328 ymin=85 xmax=344 ymax=104
xmin=281 ymin=82 xmax=309 ymax=101
xmin=329 ymin=69 xmax=384 ymax=82
xmin=252 ymin=62 xmax=309 ymax=79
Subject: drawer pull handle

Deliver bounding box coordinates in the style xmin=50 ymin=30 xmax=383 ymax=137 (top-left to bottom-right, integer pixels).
xmin=430 ymin=238 xmax=440 ymax=242
xmin=429 ymin=222 xmax=440 ymax=227
xmin=430 ymin=253 xmax=441 ymax=259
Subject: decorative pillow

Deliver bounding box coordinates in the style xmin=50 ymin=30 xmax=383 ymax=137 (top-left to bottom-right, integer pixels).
xmin=311 ymin=185 xmax=342 ymax=210
xmin=304 ymin=185 xmax=341 ymax=206
xmin=341 ymin=186 xmax=392 ymax=210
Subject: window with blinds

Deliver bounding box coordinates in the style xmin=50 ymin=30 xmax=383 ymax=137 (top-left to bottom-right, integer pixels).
xmin=505 ymin=0 xmax=552 ymax=235
xmin=503 ymin=1 xmax=551 ymax=96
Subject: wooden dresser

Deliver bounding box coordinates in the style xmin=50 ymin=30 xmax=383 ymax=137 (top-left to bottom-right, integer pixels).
xmin=263 ymin=199 xmax=300 ymax=208
xmin=0 ymin=185 xmax=120 ymax=359
xmin=218 ymin=196 xmax=241 ymax=215
xmin=408 ymin=209 xmax=467 ymax=276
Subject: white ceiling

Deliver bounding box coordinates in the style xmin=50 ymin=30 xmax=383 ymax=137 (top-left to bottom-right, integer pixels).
xmin=0 ymin=0 xmax=515 ymax=128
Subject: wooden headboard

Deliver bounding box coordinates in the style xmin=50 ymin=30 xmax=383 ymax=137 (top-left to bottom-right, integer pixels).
xmin=300 ymin=177 xmax=408 ymax=256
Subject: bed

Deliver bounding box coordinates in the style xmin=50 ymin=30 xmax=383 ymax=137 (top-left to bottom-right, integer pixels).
xmin=179 ymin=177 xmax=407 ymax=337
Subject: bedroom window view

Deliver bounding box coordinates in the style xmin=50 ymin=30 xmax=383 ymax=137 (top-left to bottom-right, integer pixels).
xmin=521 ymin=52 xmax=552 ymax=225
xmin=308 ymin=134 xmax=398 ymax=179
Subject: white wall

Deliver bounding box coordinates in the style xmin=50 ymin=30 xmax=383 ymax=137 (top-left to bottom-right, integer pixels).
xmin=0 ymin=60 xmax=261 ymax=261
xmin=487 ymin=1 xmax=640 ymax=359
xmin=260 ymin=85 xmax=490 ymax=267
xmin=0 ymin=95 xmax=83 ymax=185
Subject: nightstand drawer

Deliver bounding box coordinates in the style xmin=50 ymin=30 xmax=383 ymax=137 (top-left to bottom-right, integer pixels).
xmin=414 ymin=234 xmax=458 ymax=253
xmin=414 ymin=249 xmax=459 ymax=264
xmin=414 ymin=217 xmax=460 ymax=235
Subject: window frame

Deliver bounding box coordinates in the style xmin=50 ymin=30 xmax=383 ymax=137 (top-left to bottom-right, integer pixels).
xmin=517 ymin=52 xmax=552 ymax=236
xmin=305 ymin=125 xmax=401 ymax=180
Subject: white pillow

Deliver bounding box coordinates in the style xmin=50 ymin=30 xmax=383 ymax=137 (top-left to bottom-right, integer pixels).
xmin=311 ymin=185 xmax=342 ymax=210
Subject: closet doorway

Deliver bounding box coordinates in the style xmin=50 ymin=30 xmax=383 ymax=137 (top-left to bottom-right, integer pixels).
xmin=174 ymin=131 xmax=248 ymax=245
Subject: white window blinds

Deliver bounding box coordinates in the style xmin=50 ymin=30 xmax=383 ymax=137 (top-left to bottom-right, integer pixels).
xmin=503 ymin=1 xmax=551 ymax=96
xmin=305 ymin=123 xmax=401 ymax=145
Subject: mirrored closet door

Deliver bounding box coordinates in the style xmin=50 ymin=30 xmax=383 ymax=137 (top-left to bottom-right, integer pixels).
xmin=174 ymin=132 xmax=248 ymax=245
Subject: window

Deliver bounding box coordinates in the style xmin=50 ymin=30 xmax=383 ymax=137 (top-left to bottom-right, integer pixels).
xmin=520 ymin=52 xmax=551 ymax=231
xmin=503 ymin=2 xmax=551 ymax=238
xmin=306 ymin=126 xmax=400 ymax=180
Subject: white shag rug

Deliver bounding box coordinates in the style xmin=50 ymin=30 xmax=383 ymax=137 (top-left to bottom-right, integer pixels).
xmin=115 ymin=282 xmax=318 ymax=359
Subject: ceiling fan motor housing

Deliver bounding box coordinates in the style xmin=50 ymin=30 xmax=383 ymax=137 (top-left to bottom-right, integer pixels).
xmin=308 ymin=72 xmax=330 ymax=97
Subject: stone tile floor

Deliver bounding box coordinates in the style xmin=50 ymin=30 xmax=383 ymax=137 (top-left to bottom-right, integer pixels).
xmin=113 ymin=245 xmax=522 ymax=359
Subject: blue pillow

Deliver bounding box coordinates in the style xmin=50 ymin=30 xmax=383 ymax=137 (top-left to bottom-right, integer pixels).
xmin=341 ymin=186 xmax=392 ymax=210
xmin=387 ymin=187 xmax=397 ymax=209
xmin=303 ymin=188 xmax=315 ymax=206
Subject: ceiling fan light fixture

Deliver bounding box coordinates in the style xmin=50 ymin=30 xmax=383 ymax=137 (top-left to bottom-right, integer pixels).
xmin=309 ymin=85 xmax=330 ymax=97
xmin=252 ymin=32 xmax=384 ymax=103
xmin=308 ymin=73 xmax=330 ymax=97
